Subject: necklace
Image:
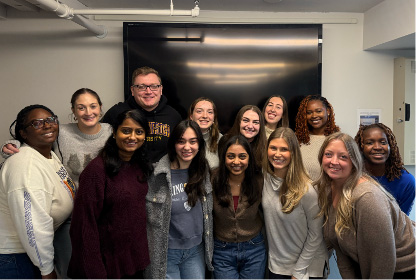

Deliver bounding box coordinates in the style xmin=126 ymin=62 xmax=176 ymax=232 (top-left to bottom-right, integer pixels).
xmin=228 ymin=179 xmax=241 ymax=188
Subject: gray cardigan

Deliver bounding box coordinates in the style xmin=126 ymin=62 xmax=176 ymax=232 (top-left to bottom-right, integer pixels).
xmin=145 ymin=155 xmax=214 ymax=279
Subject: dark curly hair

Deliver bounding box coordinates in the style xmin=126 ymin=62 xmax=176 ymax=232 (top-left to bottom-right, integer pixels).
xmin=295 ymin=95 xmax=339 ymax=144
xmin=354 ymin=123 xmax=406 ymax=181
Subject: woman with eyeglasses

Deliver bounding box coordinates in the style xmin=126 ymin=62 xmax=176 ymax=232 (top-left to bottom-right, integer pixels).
xmin=2 ymin=88 xmax=112 ymax=187
xmin=1 ymin=88 xmax=112 ymax=278
xmin=3 ymin=88 xmax=112 ymax=278
xmin=0 ymin=104 xmax=75 ymax=278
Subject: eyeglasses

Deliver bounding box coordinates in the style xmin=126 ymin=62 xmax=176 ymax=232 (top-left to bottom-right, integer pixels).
xmin=24 ymin=116 xmax=59 ymax=129
xmin=131 ymin=84 xmax=161 ymax=91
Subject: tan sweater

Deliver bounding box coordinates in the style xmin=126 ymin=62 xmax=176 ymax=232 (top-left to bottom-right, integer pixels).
xmin=324 ymin=181 xmax=415 ymax=279
xmin=300 ymin=135 xmax=326 ymax=182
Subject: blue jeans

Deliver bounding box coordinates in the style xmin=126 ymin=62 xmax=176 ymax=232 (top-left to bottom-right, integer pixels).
xmin=53 ymin=217 xmax=72 ymax=279
xmin=166 ymin=242 xmax=205 ymax=279
xmin=213 ymin=232 xmax=266 ymax=279
xmin=0 ymin=253 xmax=41 ymax=279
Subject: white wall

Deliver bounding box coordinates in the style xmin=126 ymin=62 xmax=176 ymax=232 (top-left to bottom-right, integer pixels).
xmin=0 ymin=9 xmax=403 ymax=162
xmin=363 ymin=0 xmax=415 ymax=49
xmin=0 ymin=12 xmax=123 ymax=156
xmin=322 ymin=14 xmax=397 ymax=135
xmin=404 ymin=59 xmax=415 ymax=165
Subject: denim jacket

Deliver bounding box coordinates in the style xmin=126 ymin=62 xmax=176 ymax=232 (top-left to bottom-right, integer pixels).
xmin=145 ymin=155 xmax=214 ymax=279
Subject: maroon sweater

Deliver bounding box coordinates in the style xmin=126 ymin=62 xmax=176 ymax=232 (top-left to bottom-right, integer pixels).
xmin=68 ymin=156 xmax=149 ymax=278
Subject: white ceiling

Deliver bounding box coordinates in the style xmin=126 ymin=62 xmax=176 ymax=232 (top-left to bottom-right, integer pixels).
xmin=1 ymin=0 xmax=413 ymax=52
xmin=76 ymin=0 xmax=385 ymax=13
xmin=0 ymin=0 xmax=385 ymax=14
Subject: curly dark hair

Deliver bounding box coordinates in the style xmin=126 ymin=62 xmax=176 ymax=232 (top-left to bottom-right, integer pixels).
xmin=354 ymin=123 xmax=406 ymax=181
xmin=295 ymin=95 xmax=340 ymax=144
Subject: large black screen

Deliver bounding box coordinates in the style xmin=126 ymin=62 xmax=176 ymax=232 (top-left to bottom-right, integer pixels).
xmin=123 ymin=23 xmax=322 ymax=132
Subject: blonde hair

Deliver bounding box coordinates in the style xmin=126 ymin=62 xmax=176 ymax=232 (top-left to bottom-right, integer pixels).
xmin=315 ymin=132 xmax=392 ymax=237
xmin=265 ymin=127 xmax=310 ymax=213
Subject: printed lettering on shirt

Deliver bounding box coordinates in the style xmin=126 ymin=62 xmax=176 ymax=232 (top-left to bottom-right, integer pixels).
xmin=171 ymin=183 xmax=187 ymax=197
xmin=24 ymin=191 xmax=43 ymax=267
xmin=148 ymin=122 xmax=170 ymax=138
xmin=171 ymin=183 xmax=193 ymax=211
xmin=56 ymin=166 xmax=76 ymax=200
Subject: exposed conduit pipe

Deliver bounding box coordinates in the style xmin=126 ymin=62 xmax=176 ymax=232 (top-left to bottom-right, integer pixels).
xmin=73 ymin=0 xmax=200 ymax=17
xmin=32 ymin=0 xmax=200 ymax=39
xmin=33 ymin=0 xmax=107 ymax=38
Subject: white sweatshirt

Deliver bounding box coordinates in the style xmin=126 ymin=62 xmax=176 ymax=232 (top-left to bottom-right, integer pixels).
xmin=0 ymin=145 xmax=74 ymax=275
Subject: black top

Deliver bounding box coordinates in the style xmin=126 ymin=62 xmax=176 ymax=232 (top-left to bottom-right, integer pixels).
xmin=102 ymin=95 xmax=182 ymax=163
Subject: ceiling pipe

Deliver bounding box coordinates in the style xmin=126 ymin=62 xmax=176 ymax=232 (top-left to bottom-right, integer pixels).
xmin=72 ymin=0 xmax=200 ymax=17
xmin=31 ymin=0 xmax=200 ymax=38
xmin=72 ymin=8 xmax=199 ymax=17
xmin=33 ymin=0 xmax=107 ymax=38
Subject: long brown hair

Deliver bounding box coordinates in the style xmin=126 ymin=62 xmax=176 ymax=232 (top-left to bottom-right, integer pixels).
xmin=188 ymin=97 xmax=220 ymax=153
xmin=167 ymin=120 xmax=208 ymax=207
xmin=225 ymin=105 xmax=267 ymax=169
xmin=262 ymin=95 xmax=289 ymax=129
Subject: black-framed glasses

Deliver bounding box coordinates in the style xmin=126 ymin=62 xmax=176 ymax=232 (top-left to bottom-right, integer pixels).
xmin=131 ymin=84 xmax=161 ymax=91
xmin=24 ymin=116 xmax=59 ymax=130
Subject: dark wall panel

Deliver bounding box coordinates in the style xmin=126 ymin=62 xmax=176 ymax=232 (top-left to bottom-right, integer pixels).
xmin=124 ymin=23 xmax=322 ymax=132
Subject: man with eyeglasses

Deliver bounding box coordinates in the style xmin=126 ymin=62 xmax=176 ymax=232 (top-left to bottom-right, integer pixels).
xmin=102 ymin=66 xmax=182 ymax=163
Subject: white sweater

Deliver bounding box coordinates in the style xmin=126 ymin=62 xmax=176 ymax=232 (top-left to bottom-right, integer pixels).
xmin=0 ymin=145 xmax=74 ymax=275
xmin=203 ymin=131 xmax=222 ymax=170
xmin=2 ymin=122 xmax=112 ymax=188
xmin=262 ymin=173 xmax=328 ymax=279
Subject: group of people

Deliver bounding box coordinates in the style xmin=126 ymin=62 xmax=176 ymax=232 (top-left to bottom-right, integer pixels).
xmin=0 ymin=66 xmax=414 ymax=279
